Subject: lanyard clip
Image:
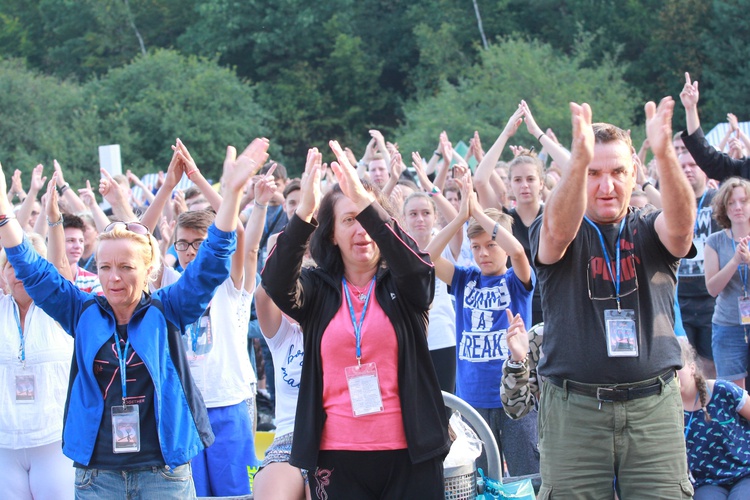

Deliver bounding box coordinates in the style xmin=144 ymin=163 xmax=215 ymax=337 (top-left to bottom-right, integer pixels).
xmin=357 ymin=356 xmax=361 ymax=367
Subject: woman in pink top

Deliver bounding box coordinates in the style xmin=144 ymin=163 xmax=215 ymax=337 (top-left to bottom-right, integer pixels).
xmin=262 ymin=144 xmax=450 ymax=499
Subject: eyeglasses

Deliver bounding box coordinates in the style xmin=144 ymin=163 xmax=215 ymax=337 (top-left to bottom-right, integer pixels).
xmin=104 ymin=221 xmax=151 ymax=236
xmin=174 ymin=240 xmax=204 ymax=251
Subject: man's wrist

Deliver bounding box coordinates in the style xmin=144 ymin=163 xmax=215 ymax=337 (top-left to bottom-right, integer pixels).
xmin=506 ymin=356 xmax=528 ymax=371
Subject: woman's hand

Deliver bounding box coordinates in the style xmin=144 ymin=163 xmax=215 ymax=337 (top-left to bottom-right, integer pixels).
xmin=296 ymin=147 xmax=323 ymax=222
xmin=45 ymin=172 xmax=61 ymax=223
xmin=330 ymin=140 xmax=374 ymax=212
xmin=222 ymin=138 xmax=270 ymax=194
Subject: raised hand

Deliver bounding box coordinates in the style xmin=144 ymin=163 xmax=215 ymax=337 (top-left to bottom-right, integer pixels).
xmin=456 ymin=170 xmax=473 ymax=221
xmin=509 ymin=145 xmax=526 ymax=158
xmin=645 ymin=97 xmax=676 ymax=159
xmin=222 ymin=138 xmax=270 ymax=194
xmin=502 ymin=102 xmax=525 ymax=139
xmin=330 ymin=140 xmax=374 ymax=211
xmin=30 ymin=164 xmax=47 ymax=194
xmin=390 ymin=151 xmax=405 ymax=180
xmin=569 ymin=102 xmax=594 ymax=172
xmin=521 ymin=100 xmax=543 ymax=139
xmin=505 ymin=308 xmax=529 ymax=363
xmin=472 ymin=131 xmax=485 ymax=162
xmin=45 ymin=172 xmax=61 ymax=222
xmin=10 ymin=169 xmax=25 ymax=199
xmin=728 ymin=112 xmax=739 ymax=131
xmin=296 ymin=147 xmax=323 ymax=221
xmin=53 ymin=159 xmax=67 ymax=187
xmin=254 ymin=164 xmax=278 ymax=206
xmin=78 ymin=180 xmax=98 ymax=209
xmin=680 ymin=72 xmax=700 ymax=110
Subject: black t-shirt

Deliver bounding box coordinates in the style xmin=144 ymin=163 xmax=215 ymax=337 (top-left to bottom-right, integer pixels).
xmin=505 ymin=205 xmax=545 ymax=325
xmin=82 ymin=324 xmax=163 ymax=469
xmin=530 ymin=207 xmax=687 ymax=383
xmin=678 ymin=189 xmax=721 ymax=300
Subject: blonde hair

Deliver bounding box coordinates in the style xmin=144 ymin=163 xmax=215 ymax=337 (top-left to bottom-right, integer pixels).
xmin=467 ymin=208 xmax=512 ymax=239
xmin=96 ymin=225 xmax=161 ymax=284
xmin=0 ymin=234 xmax=48 ymax=293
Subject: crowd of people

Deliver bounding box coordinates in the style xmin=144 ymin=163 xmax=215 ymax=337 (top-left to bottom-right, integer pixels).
xmin=2 ymin=72 xmax=750 ymax=499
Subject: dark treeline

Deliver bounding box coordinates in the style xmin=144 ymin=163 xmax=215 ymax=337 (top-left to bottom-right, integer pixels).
xmin=0 ymin=0 xmax=745 ymax=184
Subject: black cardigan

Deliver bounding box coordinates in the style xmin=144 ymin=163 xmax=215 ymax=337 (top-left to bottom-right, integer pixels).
xmin=261 ymin=202 xmax=451 ymax=472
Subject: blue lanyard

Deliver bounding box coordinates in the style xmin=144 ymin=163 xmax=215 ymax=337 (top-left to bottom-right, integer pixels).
xmin=13 ymin=300 xmax=26 ymax=367
xmin=113 ymin=331 xmax=131 ymax=406
xmin=730 ymin=228 xmax=748 ymax=296
xmin=188 ymin=319 xmax=200 ymax=354
xmin=694 ymin=190 xmax=708 ymax=236
xmin=80 ymin=253 xmax=95 ymax=271
xmin=342 ymin=277 xmax=376 ymax=365
xmin=584 ymin=216 xmax=627 ymax=310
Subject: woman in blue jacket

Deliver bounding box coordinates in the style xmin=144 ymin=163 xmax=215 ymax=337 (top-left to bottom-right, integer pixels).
xmin=0 ymin=137 xmax=269 ymax=500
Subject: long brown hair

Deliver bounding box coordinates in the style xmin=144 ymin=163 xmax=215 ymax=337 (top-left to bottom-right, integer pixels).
xmin=679 ymin=338 xmax=712 ymax=422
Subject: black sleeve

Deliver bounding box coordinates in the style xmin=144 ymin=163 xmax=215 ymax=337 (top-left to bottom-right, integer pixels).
xmin=260 ymin=213 xmax=317 ymax=324
xmin=681 ymin=127 xmax=750 ymax=181
xmin=356 ymin=202 xmax=435 ymax=310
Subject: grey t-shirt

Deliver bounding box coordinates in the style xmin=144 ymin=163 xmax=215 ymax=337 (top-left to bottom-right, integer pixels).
xmin=530 ymin=207 xmax=687 ymax=384
xmin=706 ymin=229 xmax=747 ymax=326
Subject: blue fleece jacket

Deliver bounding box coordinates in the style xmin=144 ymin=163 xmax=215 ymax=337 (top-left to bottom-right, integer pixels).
xmin=5 ymin=224 xmax=235 ymax=468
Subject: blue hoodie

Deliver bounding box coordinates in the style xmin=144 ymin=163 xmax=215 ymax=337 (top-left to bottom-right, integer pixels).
xmin=5 ymin=224 xmax=235 ymax=468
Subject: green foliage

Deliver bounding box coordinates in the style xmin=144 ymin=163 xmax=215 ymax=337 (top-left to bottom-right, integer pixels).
xmin=700 ymin=0 xmax=750 ymax=125
xmin=84 ymin=49 xmax=270 ymax=180
xmin=397 ymin=37 xmax=642 ymax=160
xmin=0 ymin=59 xmax=103 ymax=187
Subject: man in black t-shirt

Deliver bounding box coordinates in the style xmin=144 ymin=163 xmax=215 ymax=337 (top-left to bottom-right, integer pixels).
xmin=677 ymin=150 xmax=720 ymax=377
xmin=530 ymin=99 xmax=695 ymax=498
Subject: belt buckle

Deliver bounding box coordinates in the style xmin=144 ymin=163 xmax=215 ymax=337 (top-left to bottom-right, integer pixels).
xmin=596 ymin=387 xmax=616 ymax=402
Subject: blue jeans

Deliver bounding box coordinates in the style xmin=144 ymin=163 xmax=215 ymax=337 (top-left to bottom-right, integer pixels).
xmin=712 ymin=323 xmax=750 ymax=380
xmin=74 ymin=464 xmax=195 ymax=500
xmin=694 ymin=476 xmax=750 ymax=499
xmin=475 ymin=406 xmax=540 ymax=477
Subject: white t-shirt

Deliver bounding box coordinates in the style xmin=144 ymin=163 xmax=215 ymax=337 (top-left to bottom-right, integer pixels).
xmin=262 ymin=316 xmax=303 ymax=436
xmin=0 ymin=297 xmax=73 ymax=449
xmin=159 ymin=268 xmax=256 ymax=407
xmin=428 ymin=246 xmax=457 ymax=351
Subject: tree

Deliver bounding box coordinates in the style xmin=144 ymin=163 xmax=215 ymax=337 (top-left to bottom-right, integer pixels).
xmin=700 ymin=0 xmax=750 ymax=125
xmin=0 ymin=59 xmax=104 ymax=188
xmin=85 ymin=49 xmax=270 ymax=180
xmin=397 ymin=37 xmax=642 ymax=160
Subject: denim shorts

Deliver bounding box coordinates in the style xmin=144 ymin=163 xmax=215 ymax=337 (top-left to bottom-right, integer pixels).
xmin=259 ymin=432 xmax=307 ymax=482
xmin=712 ymin=323 xmax=750 ymax=380
xmin=74 ymin=463 xmax=195 ymax=499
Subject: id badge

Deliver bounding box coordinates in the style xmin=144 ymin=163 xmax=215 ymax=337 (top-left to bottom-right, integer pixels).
xmin=112 ymin=405 xmax=141 ymax=453
xmin=14 ymin=371 xmax=35 ymax=404
xmin=739 ymin=296 xmax=750 ymax=325
xmin=344 ymin=362 xmax=384 ymax=417
xmin=605 ymin=309 xmax=638 ymax=357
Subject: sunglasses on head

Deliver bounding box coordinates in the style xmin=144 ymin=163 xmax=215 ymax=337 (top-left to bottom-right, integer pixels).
xmin=103 ymin=221 xmax=150 ymax=236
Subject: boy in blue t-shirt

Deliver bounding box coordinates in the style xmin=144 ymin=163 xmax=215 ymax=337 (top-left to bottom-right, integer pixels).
xmin=426 ymin=173 xmax=539 ymax=476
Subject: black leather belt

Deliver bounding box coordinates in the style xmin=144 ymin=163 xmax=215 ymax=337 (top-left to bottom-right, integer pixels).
xmin=547 ymin=369 xmax=675 ymax=402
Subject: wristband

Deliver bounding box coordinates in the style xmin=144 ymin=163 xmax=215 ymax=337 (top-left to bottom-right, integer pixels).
xmin=57 ymin=183 xmax=70 ymax=195
xmin=47 ymin=215 xmax=64 ymax=227
xmin=506 ymin=357 xmax=528 ymax=370
xmin=537 ymin=132 xmax=545 ymax=142
xmin=0 ymin=213 xmax=16 ymax=227
xmin=641 ymin=181 xmax=652 ymax=191
xmin=434 ymin=150 xmax=443 ymax=158
xmin=186 ymin=170 xmax=198 ymax=178
xmin=429 ymin=185 xmax=441 ymax=196
xmin=254 ymin=200 xmax=268 ymax=209
xmin=491 ymin=222 xmax=500 ymax=241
